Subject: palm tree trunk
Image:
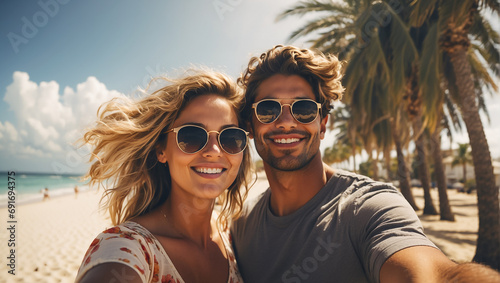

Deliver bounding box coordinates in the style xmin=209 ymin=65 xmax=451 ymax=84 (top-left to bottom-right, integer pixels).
xmin=351 ymin=145 xmax=357 ymax=172
xmin=372 ymin=150 xmax=379 ymax=180
xmin=462 ymin=162 xmax=467 ymax=183
xmin=384 ymin=147 xmax=393 ymax=181
xmin=448 ymin=48 xmax=500 ymax=269
xmin=431 ymin=125 xmax=455 ymax=221
xmin=392 ymin=124 xmax=419 ymax=210
xmin=413 ymin=119 xmax=438 ymax=215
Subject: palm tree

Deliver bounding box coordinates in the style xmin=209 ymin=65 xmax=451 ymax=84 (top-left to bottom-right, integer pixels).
xmin=452 ymin=143 xmax=473 ymax=183
xmin=276 ymin=0 xmax=368 ymax=61
xmin=431 ymin=112 xmax=455 ymax=221
xmin=328 ymin=105 xmax=363 ymax=172
xmin=411 ymin=0 xmax=500 ymax=269
xmin=323 ymin=142 xmax=352 ymax=165
xmin=410 ymin=1 xmax=497 ymax=221
xmin=391 ymin=111 xmax=420 ymax=210
xmin=406 ymin=63 xmax=439 ymax=215
xmin=278 ymin=0 xmax=422 ymax=208
xmin=414 ymin=124 xmax=439 ymax=215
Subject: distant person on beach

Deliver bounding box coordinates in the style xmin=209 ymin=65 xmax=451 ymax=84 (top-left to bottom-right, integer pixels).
xmin=42 ymin=187 xmax=49 ymax=201
xmin=76 ymin=70 xmax=251 ymax=283
xmin=231 ymin=45 xmax=500 ymax=282
xmin=74 ymin=185 xmax=79 ymax=198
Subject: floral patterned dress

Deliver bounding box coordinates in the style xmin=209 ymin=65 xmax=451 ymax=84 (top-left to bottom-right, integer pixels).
xmin=76 ymin=221 xmax=243 ymax=283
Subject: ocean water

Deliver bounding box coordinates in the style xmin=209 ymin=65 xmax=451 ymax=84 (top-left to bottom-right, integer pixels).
xmin=0 ymin=171 xmax=88 ymax=207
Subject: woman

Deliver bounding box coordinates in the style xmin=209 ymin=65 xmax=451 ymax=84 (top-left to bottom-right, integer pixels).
xmin=76 ymin=69 xmax=252 ymax=283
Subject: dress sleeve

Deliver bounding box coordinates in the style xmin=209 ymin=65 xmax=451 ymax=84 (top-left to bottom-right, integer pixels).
xmin=75 ymin=225 xmax=154 ymax=282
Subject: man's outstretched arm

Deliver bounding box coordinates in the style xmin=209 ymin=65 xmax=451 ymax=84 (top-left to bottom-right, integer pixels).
xmin=380 ymin=246 xmax=500 ymax=283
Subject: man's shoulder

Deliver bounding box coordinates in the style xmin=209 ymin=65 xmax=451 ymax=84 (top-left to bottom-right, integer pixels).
xmin=332 ymin=168 xmax=374 ymax=183
xmin=330 ymin=169 xmax=399 ymax=196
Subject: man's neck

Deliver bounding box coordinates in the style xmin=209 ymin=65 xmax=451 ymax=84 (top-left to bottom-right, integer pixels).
xmin=265 ymin=154 xmax=335 ymax=216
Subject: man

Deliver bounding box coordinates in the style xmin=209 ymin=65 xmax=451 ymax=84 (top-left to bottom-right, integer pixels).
xmin=231 ymin=45 xmax=500 ymax=283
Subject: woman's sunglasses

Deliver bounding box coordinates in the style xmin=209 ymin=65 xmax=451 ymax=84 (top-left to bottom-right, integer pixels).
xmin=166 ymin=125 xmax=249 ymax=155
xmin=252 ymin=99 xmax=321 ymax=124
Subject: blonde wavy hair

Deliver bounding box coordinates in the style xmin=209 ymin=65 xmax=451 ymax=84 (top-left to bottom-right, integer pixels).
xmin=238 ymin=45 xmax=345 ymax=123
xmin=82 ymin=69 xmax=252 ymax=227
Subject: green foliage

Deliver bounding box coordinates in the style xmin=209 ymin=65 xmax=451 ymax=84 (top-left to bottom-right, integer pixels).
xmin=359 ymin=160 xmax=373 ymax=177
xmin=452 ymin=143 xmax=472 ymax=168
xmin=465 ymin=178 xmax=476 ymax=190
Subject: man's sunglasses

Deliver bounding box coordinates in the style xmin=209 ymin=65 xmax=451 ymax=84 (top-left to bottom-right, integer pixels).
xmin=252 ymin=99 xmax=321 ymax=124
xmin=166 ymin=125 xmax=249 ymax=154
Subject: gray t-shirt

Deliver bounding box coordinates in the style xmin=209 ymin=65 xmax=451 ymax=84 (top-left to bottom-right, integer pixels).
xmin=231 ymin=170 xmax=437 ymax=283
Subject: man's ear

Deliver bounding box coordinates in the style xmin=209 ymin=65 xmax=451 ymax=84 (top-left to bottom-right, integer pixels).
xmin=156 ymin=146 xmax=168 ymax=163
xmin=320 ymin=115 xmax=328 ymax=140
xmin=247 ymin=120 xmax=254 ymax=139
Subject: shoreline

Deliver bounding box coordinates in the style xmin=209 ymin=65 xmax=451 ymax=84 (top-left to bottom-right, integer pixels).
xmin=1 ymin=189 xmax=111 ymax=283
xmin=0 ymin=185 xmax=92 ymax=209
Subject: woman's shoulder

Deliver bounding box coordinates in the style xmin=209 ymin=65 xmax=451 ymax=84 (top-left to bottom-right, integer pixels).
xmin=81 ymin=222 xmax=160 ymax=263
xmin=77 ymin=222 xmax=164 ymax=282
xmin=100 ymin=222 xmax=155 ymax=241
xmin=99 ymin=222 xmax=165 ymax=257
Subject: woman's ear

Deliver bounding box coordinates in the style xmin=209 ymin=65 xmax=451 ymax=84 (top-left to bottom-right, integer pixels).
xmin=156 ymin=146 xmax=168 ymax=163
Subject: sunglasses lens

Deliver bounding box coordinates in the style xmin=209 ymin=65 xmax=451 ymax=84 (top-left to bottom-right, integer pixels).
xmin=292 ymin=100 xmax=319 ymax=123
xmin=176 ymin=126 xmax=207 ymax=153
xmin=220 ymin=128 xmax=247 ymax=154
xmin=255 ymin=100 xmax=281 ymax=124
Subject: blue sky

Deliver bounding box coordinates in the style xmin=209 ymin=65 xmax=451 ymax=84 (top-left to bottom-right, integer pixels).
xmin=1 ymin=0 xmax=499 ymax=174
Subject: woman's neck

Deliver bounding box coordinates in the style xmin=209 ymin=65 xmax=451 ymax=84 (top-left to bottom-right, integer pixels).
xmin=161 ymin=194 xmax=216 ymax=248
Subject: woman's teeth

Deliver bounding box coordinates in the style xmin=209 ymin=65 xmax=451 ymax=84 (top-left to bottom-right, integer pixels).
xmin=195 ymin=168 xmax=223 ymax=174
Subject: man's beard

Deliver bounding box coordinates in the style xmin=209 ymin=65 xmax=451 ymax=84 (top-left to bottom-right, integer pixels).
xmin=255 ymin=131 xmax=321 ymax=172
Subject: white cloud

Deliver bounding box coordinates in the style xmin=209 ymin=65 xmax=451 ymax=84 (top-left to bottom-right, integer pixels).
xmin=0 ymin=71 xmax=126 ymax=171
xmin=62 ymin=76 xmax=125 ymax=128
xmin=19 ymin=145 xmax=45 ymax=158
xmin=0 ymin=121 xmax=19 ymax=142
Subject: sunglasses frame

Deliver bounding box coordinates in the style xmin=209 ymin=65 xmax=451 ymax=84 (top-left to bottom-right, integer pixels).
xmin=165 ymin=124 xmax=249 ymax=155
xmin=252 ymin=98 xmax=322 ymax=124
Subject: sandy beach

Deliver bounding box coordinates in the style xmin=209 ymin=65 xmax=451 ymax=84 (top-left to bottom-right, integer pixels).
xmin=0 ymin=174 xmax=481 ymax=283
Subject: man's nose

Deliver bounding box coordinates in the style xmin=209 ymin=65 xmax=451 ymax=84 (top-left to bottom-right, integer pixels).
xmin=275 ymin=104 xmax=297 ymax=129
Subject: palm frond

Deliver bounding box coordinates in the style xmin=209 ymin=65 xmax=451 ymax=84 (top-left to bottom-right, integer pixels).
xmin=442 ymin=53 xmax=462 ymax=106
xmin=443 ymin=93 xmax=464 ymax=133
xmin=469 ymin=44 xmax=499 ymax=94
xmin=286 ymin=15 xmax=350 ymax=43
xmin=419 ymin=22 xmax=443 ymax=129
xmin=276 ymin=0 xmax=352 ymax=22
xmin=480 ymin=0 xmax=500 ymax=14
xmin=469 ymin=13 xmax=500 ymax=75
xmin=410 ymin=0 xmax=439 ymax=27
xmin=385 ymin=3 xmax=419 ymax=97
xmin=438 ymin=1 xmax=476 ymax=28
xmin=310 ymin=26 xmax=357 ymax=55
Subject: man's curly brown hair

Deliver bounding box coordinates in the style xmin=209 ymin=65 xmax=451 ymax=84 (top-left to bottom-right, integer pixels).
xmin=237 ymin=45 xmax=345 ymax=125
